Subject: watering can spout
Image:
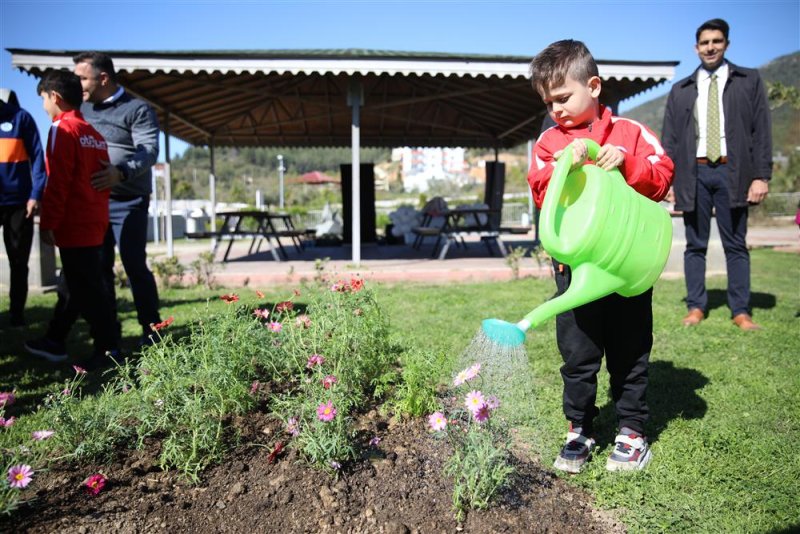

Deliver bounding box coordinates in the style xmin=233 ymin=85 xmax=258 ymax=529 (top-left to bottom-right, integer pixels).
xmin=519 ymin=263 xmax=624 ymax=331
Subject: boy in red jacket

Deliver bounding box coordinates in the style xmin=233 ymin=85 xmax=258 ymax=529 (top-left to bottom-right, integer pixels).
xmin=528 ymin=40 xmax=674 ymax=473
xmin=25 ymin=70 xmax=120 ymax=365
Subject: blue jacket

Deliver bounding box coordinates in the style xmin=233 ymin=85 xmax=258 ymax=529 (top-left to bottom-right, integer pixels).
xmin=0 ymin=101 xmax=47 ymax=206
xmin=662 ymin=61 xmax=772 ymax=211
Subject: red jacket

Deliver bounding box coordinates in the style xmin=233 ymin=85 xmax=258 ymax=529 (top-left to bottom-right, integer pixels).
xmin=528 ymin=106 xmax=674 ymax=209
xmin=41 ymin=110 xmax=110 ymax=248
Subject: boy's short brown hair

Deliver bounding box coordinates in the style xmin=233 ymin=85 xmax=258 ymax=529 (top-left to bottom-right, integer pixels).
xmin=37 ymin=70 xmax=83 ymax=109
xmin=529 ymin=39 xmax=599 ymax=94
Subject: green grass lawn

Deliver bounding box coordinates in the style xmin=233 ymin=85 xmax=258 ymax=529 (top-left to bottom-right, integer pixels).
xmin=2 ymin=248 xmax=798 ymax=532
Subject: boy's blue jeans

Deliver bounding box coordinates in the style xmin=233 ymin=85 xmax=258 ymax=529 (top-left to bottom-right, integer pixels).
xmin=553 ymin=260 xmax=652 ymax=436
xmin=47 ymin=195 xmax=161 ymax=342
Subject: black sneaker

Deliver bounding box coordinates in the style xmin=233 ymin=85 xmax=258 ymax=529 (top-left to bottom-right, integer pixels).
xmin=24 ymin=338 xmax=68 ymax=362
xmin=606 ymin=431 xmax=652 ymax=471
xmin=553 ymin=426 xmax=596 ymax=474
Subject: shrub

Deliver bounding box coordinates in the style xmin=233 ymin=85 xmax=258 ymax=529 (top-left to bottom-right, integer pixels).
xmin=190 ymin=251 xmax=222 ymax=289
xmin=151 ymin=256 xmax=186 ymax=288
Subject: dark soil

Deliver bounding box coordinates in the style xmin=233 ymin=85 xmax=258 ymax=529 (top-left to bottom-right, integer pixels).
xmin=5 ymin=410 xmax=624 ymax=533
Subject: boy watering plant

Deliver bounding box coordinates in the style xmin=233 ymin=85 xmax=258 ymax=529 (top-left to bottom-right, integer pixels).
xmin=527 ymin=40 xmax=674 ymax=472
xmin=25 ymin=70 xmax=120 ymax=366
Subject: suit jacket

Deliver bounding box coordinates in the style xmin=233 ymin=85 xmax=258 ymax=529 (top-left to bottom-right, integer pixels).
xmin=661 ymin=61 xmax=772 ymax=211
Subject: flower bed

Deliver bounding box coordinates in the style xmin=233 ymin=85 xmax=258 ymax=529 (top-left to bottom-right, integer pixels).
xmin=0 ymin=277 xmax=610 ymax=531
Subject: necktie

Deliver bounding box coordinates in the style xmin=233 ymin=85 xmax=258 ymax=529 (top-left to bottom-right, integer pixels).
xmin=706 ymin=74 xmax=721 ymax=162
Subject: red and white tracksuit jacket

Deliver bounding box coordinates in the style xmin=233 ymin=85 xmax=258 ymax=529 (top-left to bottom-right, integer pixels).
xmin=527 ymin=105 xmax=674 ymax=209
xmin=41 ymin=109 xmax=110 ymax=248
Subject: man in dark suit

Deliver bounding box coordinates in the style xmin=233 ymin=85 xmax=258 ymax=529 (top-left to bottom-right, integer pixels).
xmin=662 ymin=18 xmax=771 ymax=331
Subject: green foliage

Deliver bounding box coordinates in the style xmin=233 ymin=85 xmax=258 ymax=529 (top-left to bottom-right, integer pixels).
xmin=150 ymin=256 xmax=186 ymax=288
xmin=264 ymin=277 xmax=396 ymax=470
xmin=446 ymin=429 xmax=514 ymax=521
xmin=386 ymin=348 xmax=446 ymax=417
xmin=125 ymin=303 xmax=261 ymax=480
xmin=189 ymin=251 xmax=221 ymax=290
xmin=767 ymin=80 xmax=800 ymax=111
xmin=504 ymin=246 xmax=528 ymax=280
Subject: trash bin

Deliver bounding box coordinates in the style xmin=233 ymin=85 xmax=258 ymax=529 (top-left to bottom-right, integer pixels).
xmin=186 ymin=209 xmax=210 ymax=236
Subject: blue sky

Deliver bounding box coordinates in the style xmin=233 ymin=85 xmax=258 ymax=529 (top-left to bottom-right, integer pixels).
xmin=1 ymin=0 xmax=798 ymax=160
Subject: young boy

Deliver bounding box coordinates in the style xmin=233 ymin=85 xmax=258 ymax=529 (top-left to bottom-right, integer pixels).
xmin=24 ymin=70 xmax=120 ymax=365
xmin=528 ymin=40 xmax=674 ymax=472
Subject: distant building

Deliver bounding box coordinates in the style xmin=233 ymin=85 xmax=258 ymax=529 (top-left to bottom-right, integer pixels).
xmin=391 ymin=147 xmax=467 ymax=192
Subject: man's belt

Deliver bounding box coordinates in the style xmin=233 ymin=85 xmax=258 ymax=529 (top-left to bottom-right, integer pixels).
xmin=697 ymin=156 xmax=728 ymax=167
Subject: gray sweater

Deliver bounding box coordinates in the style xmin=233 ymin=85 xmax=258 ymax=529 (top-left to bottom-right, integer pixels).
xmin=81 ymin=89 xmax=160 ymax=197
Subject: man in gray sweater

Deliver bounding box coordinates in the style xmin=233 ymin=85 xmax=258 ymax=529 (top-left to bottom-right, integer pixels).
xmin=25 ymin=52 xmax=162 ymax=363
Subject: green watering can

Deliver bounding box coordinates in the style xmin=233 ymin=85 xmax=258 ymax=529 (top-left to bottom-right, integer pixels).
xmin=482 ymin=139 xmax=672 ymax=347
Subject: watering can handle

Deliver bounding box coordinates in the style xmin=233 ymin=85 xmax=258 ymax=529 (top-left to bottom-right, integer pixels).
xmin=581 ymin=138 xmax=602 ymax=161
xmin=539 ymin=138 xmax=603 ymax=259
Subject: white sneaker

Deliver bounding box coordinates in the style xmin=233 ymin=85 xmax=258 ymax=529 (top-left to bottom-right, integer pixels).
xmin=606 ymin=432 xmax=652 ymax=471
xmin=553 ymin=430 xmax=596 ymax=474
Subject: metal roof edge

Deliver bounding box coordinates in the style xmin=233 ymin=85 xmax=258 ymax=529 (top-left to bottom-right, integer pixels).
xmin=6 ymin=47 xmax=679 ymax=67
xmin=9 ymin=49 xmax=677 ymax=82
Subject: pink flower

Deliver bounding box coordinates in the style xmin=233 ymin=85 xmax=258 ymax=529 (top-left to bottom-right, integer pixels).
xmin=72 ymin=365 xmax=86 ymax=375
xmin=321 ymin=375 xmax=338 ymax=389
xmin=454 ymin=363 xmax=481 ymax=386
xmin=84 ymin=473 xmax=107 ymax=495
xmin=293 ymin=289 xmax=301 ymax=297
xmin=286 ymin=417 xmax=300 ymax=436
xmin=255 ymin=290 xmax=265 ymax=298
xmin=465 ymin=390 xmax=485 ymax=413
xmin=295 ymin=314 xmax=311 ymax=328
xmin=353 ymin=308 xmax=363 ymax=316
xmin=62 ymin=388 xmax=71 ymax=396
xmin=472 ymin=404 xmax=490 ymax=423
xmin=275 ymin=301 xmax=293 ymax=313
xmin=369 ymin=436 xmax=381 ymax=447
xmin=428 ymin=411 xmax=447 ymax=432
xmin=267 ymin=322 xmax=283 ymax=333
xmin=486 ymin=395 xmax=501 ymax=410
xmin=306 ymin=354 xmax=325 ymax=368
xmin=7 ymin=464 xmax=33 ymax=489
xmin=0 ymin=391 xmax=16 ymax=407
xmin=220 ymin=293 xmax=239 ymax=303
xmin=0 ymin=417 xmax=16 ymax=428
xmin=316 ymin=402 xmax=337 ymax=422
xmin=253 ymin=308 xmax=270 ymax=320
xmin=453 ymin=370 xmax=469 ymax=387
xmin=464 ymin=363 xmax=481 ymax=381
xmin=250 ymin=381 xmax=260 ymax=395
xmin=32 ymin=430 xmax=55 ymax=441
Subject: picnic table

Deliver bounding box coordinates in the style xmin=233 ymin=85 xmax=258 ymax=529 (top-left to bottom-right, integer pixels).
xmin=186 ymin=210 xmax=305 ymax=262
xmin=414 ymin=207 xmax=530 ymax=260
